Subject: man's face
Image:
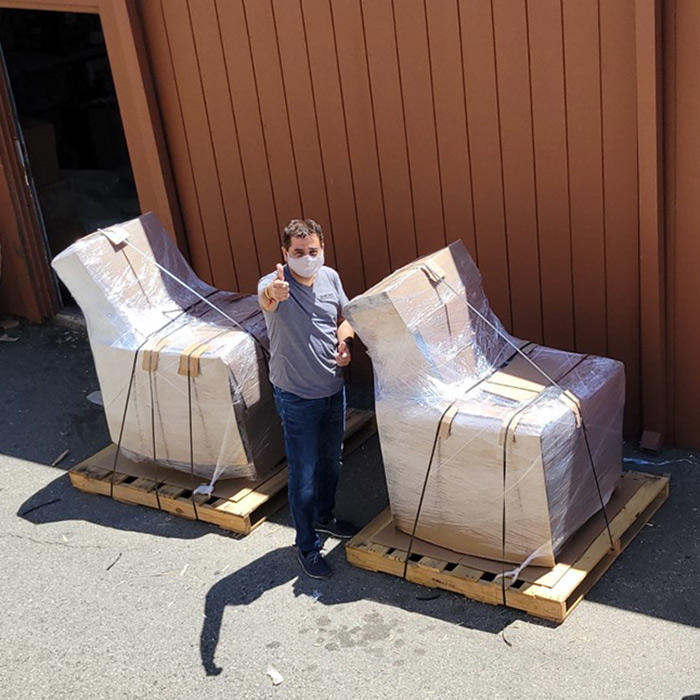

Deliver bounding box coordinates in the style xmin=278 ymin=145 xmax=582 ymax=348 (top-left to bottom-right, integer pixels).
xmin=282 ymin=233 xmax=323 ymax=262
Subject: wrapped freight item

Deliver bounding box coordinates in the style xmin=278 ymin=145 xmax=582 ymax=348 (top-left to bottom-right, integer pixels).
xmin=344 ymin=242 xmax=624 ymax=567
xmin=52 ymin=213 xmax=284 ymax=484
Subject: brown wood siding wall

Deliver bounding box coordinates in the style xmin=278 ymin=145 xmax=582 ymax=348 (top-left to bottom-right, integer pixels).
xmin=665 ymin=0 xmax=699 ymax=448
xmin=137 ymin=0 xmax=642 ymax=435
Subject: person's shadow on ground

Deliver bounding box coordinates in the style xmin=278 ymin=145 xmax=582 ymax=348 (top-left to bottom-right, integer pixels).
xmin=17 ymin=471 xmax=214 ymax=540
xmin=199 ymin=542 xmax=526 ymax=676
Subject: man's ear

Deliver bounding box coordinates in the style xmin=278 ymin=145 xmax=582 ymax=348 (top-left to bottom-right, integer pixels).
xmin=281 ymin=245 xmax=288 ymax=262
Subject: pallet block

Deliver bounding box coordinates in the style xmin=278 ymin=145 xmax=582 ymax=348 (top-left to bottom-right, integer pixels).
xmin=345 ymin=471 xmax=669 ymax=623
xmin=70 ymin=408 xmax=376 ymax=535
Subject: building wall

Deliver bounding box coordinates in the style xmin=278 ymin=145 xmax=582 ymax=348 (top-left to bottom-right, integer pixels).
xmin=665 ymin=0 xmax=700 ymax=446
xmin=137 ymin=0 xmax=642 ymax=434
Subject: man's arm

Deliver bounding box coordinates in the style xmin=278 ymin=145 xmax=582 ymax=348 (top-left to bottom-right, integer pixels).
xmin=336 ymin=318 xmax=355 ymax=367
xmin=258 ymin=264 xmax=289 ymax=312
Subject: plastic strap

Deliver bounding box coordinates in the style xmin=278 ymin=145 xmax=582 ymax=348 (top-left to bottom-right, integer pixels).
xmin=494 ymin=543 xmax=550 ymax=587
xmin=100 ymin=227 xmax=269 ymax=356
xmin=498 ymin=354 xmax=590 ymax=604
xmin=559 ymin=389 xmax=583 ymax=428
xmin=182 ymin=325 xmax=234 ymax=514
xmin=402 ymin=402 xmax=453 ymax=580
xmin=401 ymin=343 xmax=530 ymax=581
xmin=181 ymin=324 xmax=236 ymax=512
xmin=148 ymin=359 xmax=163 ymax=510
xmin=108 ymin=291 xmax=219 ymax=496
xmin=186 ymin=350 xmax=200 ymax=522
xmin=436 ymin=276 xmax=616 ymax=557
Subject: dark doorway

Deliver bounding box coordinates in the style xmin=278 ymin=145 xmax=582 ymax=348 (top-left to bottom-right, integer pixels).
xmin=0 ymin=8 xmax=140 ymax=307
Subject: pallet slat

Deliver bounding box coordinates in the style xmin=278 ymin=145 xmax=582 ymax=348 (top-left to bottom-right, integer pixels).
xmin=69 ymin=408 xmax=375 ymax=536
xmin=345 ymin=471 xmax=669 ymax=623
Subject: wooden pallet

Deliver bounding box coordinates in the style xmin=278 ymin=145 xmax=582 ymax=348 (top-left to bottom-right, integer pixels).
xmin=346 ymin=471 xmax=669 ymax=623
xmin=69 ymin=407 xmax=376 ymax=535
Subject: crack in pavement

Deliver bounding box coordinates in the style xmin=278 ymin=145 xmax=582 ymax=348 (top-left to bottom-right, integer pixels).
xmin=0 ymin=532 xmax=111 ymax=551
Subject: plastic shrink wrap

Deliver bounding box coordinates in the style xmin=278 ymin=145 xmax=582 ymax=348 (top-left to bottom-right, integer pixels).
xmin=344 ymin=242 xmax=624 ymax=567
xmin=52 ymin=213 xmax=284 ymax=483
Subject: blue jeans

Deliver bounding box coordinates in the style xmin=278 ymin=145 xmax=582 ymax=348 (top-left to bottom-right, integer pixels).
xmin=273 ymin=386 xmax=346 ymax=553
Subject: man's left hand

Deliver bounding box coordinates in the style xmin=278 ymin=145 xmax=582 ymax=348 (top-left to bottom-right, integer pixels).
xmin=336 ymin=340 xmax=351 ymax=367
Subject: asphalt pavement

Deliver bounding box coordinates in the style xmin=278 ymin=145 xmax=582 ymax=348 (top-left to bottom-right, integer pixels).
xmin=1 ymin=317 xmax=698 ymax=699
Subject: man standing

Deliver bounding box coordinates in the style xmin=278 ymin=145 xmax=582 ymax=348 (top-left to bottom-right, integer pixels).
xmin=258 ymin=219 xmax=356 ymax=579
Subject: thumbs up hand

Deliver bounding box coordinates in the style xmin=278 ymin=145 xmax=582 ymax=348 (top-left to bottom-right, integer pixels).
xmin=267 ymin=263 xmax=290 ymax=302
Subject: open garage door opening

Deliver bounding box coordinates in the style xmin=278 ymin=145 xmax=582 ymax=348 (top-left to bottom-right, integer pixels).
xmin=0 ymin=8 xmax=140 ymax=308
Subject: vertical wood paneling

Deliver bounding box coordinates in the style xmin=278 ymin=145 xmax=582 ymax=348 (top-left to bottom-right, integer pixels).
xmin=189 ymin=0 xmax=259 ymax=291
xmin=216 ymin=0 xmax=280 ymax=275
xmin=664 ymin=0 xmax=677 ymax=443
xmin=361 ymin=0 xmax=417 ymax=269
xmin=161 ymin=0 xmax=235 ymax=288
xmin=243 ymin=0 xmax=302 ymax=231
xmin=139 ymin=0 xmax=212 ymax=283
xmin=635 ymin=0 xmax=667 ymax=446
xmin=600 ymin=0 xmax=640 ymax=433
xmin=300 ymin=0 xmax=365 ymax=296
xmin=330 ymin=0 xmax=390 ymax=288
xmin=271 ymin=0 xmax=336 ymax=267
xmin=562 ymin=0 xmax=607 ymax=356
xmin=526 ymin=0 xmax=575 ymax=351
xmin=137 ymin=0 xmax=645 ymax=437
xmin=668 ymin=0 xmax=700 ymax=446
xmin=392 ymin=0 xmax=445 ymax=254
xmin=459 ymin=0 xmax=512 ymax=328
xmin=425 ymin=0 xmax=476 ymax=260
xmin=492 ymin=0 xmax=542 ymax=341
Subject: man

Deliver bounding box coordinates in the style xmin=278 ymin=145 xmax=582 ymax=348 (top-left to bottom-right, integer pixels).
xmin=258 ymin=219 xmax=356 ymax=579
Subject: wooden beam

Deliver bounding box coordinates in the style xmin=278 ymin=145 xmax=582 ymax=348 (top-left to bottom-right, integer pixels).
xmin=635 ymin=0 xmax=667 ymax=447
xmin=0 ymin=0 xmax=98 ymax=12
xmin=99 ymin=0 xmax=187 ymax=253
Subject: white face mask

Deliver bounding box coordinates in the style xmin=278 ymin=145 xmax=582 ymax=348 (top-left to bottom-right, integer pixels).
xmin=286 ymin=251 xmax=324 ymax=278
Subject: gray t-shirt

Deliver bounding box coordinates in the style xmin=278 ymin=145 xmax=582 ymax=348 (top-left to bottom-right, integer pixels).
xmin=258 ymin=265 xmax=349 ymax=399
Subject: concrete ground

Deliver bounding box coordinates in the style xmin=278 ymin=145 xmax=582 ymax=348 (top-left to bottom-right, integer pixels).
xmin=1 ymin=317 xmax=698 ymax=700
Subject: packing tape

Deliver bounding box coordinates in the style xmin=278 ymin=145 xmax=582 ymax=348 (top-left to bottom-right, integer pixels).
xmin=177 ymin=341 xmax=209 ymax=377
xmin=141 ymin=336 xmax=171 ymax=372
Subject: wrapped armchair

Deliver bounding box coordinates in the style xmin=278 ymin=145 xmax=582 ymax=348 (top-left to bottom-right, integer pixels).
xmin=344 ymin=242 xmax=624 ymax=567
xmin=52 ymin=213 xmax=284 ymax=483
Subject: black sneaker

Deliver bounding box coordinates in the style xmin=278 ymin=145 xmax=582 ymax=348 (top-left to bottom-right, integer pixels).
xmin=297 ymin=549 xmax=333 ymax=579
xmin=314 ymin=517 xmax=358 ymax=540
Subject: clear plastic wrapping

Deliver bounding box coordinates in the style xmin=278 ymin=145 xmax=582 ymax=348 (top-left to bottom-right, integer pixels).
xmin=52 ymin=213 xmax=284 ymax=483
xmin=345 ymin=242 xmax=624 ymax=567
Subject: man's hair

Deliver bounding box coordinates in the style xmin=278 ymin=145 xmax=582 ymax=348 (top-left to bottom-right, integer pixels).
xmin=282 ymin=219 xmax=324 ymax=249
